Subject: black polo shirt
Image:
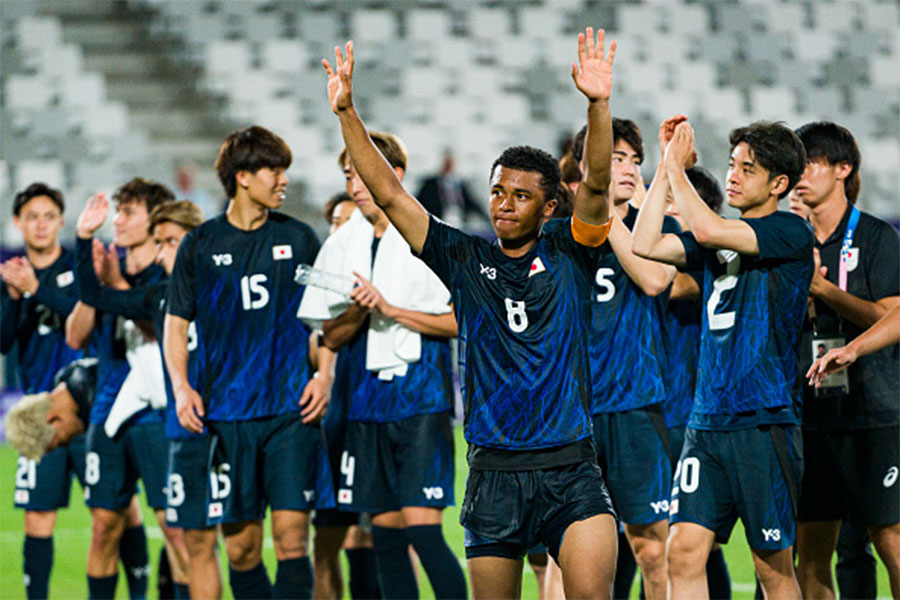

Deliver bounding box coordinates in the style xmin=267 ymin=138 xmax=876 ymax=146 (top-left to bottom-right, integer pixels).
xmin=800 ymin=202 xmax=900 ymax=431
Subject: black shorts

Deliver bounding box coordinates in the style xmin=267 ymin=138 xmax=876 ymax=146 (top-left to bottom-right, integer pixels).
xmin=208 ymin=413 xmax=335 ymax=523
xmin=85 ymin=421 xmax=169 ymax=510
xmin=165 ymin=436 xmax=221 ymax=530
xmin=462 ymin=460 xmax=615 ymax=562
xmin=14 ymin=434 xmax=86 ymax=511
xmin=670 ymin=425 xmax=802 ymax=551
xmin=799 ymin=426 xmax=899 ymax=526
xmin=337 ymin=412 xmax=455 ymax=514
xmin=667 ymin=426 xmax=686 ymax=468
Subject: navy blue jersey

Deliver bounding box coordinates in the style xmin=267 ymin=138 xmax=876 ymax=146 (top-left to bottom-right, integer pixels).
xmin=86 ymin=260 xmax=165 ymax=424
xmin=663 ymin=271 xmax=703 ymax=428
xmin=590 ymin=205 xmax=681 ymax=414
xmin=0 ymin=249 xmax=82 ymax=393
xmin=678 ymin=211 xmax=815 ymax=430
xmin=166 ymin=212 xmax=320 ymax=421
xmin=417 ymin=216 xmax=606 ymax=451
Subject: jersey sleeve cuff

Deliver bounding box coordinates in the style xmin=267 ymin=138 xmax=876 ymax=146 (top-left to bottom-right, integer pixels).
xmin=571 ymin=215 xmax=611 ymax=247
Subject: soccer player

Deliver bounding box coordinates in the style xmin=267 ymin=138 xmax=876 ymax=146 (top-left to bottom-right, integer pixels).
xmin=299 ymin=131 xmax=464 ymax=599
xmin=323 ymin=28 xmax=618 ymax=599
xmin=632 ymin=120 xmax=812 ymax=600
xmin=0 ymin=183 xmax=84 ymax=600
xmin=791 ymin=121 xmax=900 ymax=599
xmin=66 ymin=178 xmax=177 ymax=599
xmin=164 ymin=125 xmax=335 ymax=600
xmin=74 ymin=195 xmax=215 ymax=599
xmin=572 ymin=117 xmax=680 ymax=599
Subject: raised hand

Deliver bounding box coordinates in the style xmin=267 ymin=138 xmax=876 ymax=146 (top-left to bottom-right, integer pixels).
xmin=571 ymin=27 xmax=617 ymax=102
xmin=322 ymin=41 xmax=355 ymax=114
xmin=0 ymin=257 xmax=39 ymax=296
xmin=77 ymin=192 xmax=109 ymax=239
xmin=659 ymin=114 xmax=689 ymax=160
xmin=664 ymin=122 xmax=697 ymax=170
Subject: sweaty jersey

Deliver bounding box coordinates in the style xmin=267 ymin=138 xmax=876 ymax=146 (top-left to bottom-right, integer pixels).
xmin=678 ymin=210 xmax=814 ymax=430
xmin=590 ymin=204 xmax=681 ymax=414
xmin=167 ymin=212 xmax=320 ymax=421
xmin=417 ymin=215 xmax=606 ymax=454
xmin=662 ymin=271 xmax=703 ymax=428
xmin=54 ymin=357 xmax=99 ymax=427
xmin=0 ymin=248 xmax=81 ymax=393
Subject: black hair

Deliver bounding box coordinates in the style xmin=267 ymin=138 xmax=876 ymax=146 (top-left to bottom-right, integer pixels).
xmin=571 ymin=118 xmax=643 ymax=165
xmin=728 ymin=121 xmax=806 ymax=199
xmin=795 ymin=121 xmax=861 ymax=198
xmin=490 ymin=145 xmax=560 ymax=203
xmin=685 ymin=166 xmax=723 ymax=214
xmin=214 ymin=125 xmax=292 ymax=198
xmin=13 ymin=183 xmax=64 ymax=216
xmin=323 ymin=192 xmax=353 ymax=225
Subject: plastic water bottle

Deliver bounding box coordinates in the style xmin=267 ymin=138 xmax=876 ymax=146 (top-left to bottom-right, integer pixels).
xmin=294 ymin=264 xmax=355 ymax=297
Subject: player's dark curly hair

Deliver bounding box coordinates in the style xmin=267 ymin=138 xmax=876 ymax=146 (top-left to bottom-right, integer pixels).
xmin=215 ymin=125 xmax=292 ymax=199
xmin=13 ymin=182 xmax=64 ymax=216
xmin=113 ymin=177 xmax=175 ymax=216
xmin=572 ymin=118 xmax=643 ymax=165
xmin=729 ymin=121 xmax=806 ymax=200
xmin=795 ymin=121 xmax=861 ymax=202
xmin=490 ymin=146 xmax=560 ymax=203
xmin=686 ymin=166 xmax=723 ymax=214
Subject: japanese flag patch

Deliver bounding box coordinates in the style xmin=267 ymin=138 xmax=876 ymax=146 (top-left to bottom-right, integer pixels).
xmin=56 ymin=270 xmax=74 ymax=287
xmin=272 ymin=245 xmax=293 ymax=260
xmin=338 ymin=489 xmax=353 ymax=504
xmin=528 ymin=257 xmax=546 ymax=278
xmin=208 ymin=502 xmax=223 ymax=518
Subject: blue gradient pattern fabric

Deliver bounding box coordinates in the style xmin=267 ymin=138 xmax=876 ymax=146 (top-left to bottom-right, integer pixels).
xmin=590 ymin=205 xmax=681 ymax=414
xmin=167 ymin=213 xmax=320 ymax=421
xmin=677 ymin=211 xmax=814 ymax=429
xmin=417 ymin=216 xmax=604 ymax=450
xmin=663 ymin=274 xmax=702 ymax=428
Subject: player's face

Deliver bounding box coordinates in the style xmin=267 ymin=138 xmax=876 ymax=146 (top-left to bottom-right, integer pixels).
xmin=330 ymin=200 xmax=356 ymax=234
xmin=610 ymin=139 xmax=642 ymax=203
xmin=244 ymin=166 xmax=288 ymax=209
xmin=489 ymin=166 xmax=556 ymax=245
xmin=113 ymin=200 xmax=151 ymax=248
xmin=343 ymin=161 xmax=385 ymax=223
xmin=793 ymin=159 xmax=842 ymax=208
xmin=153 ymin=221 xmax=188 ymax=275
xmin=14 ymin=196 xmax=63 ymax=252
xmin=787 ymin=189 xmax=809 ymax=219
xmin=725 ymin=142 xmax=779 ymax=211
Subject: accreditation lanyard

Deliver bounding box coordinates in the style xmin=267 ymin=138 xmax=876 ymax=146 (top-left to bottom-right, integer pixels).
xmin=838 ymin=206 xmax=860 ymax=292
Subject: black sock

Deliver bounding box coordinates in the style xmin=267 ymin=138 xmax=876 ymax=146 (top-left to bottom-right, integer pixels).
xmin=119 ymin=525 xmax=149 ymax=599
xmin=230 ymin=562 xmax=273 ymax=600
xmin=157 ymin=547 xmax=174 ymax=600
xmin=405 ymin=525 xmax=467 ymax=600
xmin=24 ymin=535 xmax=53 ymax=600
xmin=272 ymin=557 xmax=313 ymax=599
xmin=706 ymin=547 xmax=731 ymax=600
xmin=371 ymin=526 xmax=418 ymax=600
xmin=174 ymin=582 xmax=191 ymax=599
xmin=346 ymin=547 xmax=382 ymax=599
xmin=87 ymin=574 xmax=118 ymax=600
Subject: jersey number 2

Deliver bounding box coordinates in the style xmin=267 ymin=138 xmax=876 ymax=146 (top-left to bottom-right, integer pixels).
xmin=707 ymin=250 xmax=739 ymax=331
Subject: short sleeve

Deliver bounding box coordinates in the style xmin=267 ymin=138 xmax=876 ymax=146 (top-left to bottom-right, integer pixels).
xmin=862 ymin=218 xmax=900 ymax=301
xmin=662 ymin=214 xmax=683 ymax=236
xmin=166 ymin=229 xmax=198 ymax=320
xmin=676 ymin=231 xmax=704 ymax=272
xmin=414 ymin=215 xmax=473 ymax=291
xmin=745 ymin=212 xmax=814 ymax=261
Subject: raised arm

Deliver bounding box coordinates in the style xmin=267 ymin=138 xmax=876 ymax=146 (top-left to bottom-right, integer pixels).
xmin=571 ymin=27 xmax=616 ymax=225
xmin=324 ymin=42 xmax=429 ymax=253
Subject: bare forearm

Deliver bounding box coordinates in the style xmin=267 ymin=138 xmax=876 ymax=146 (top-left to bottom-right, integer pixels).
xmin=65 ymin=301 xmax=96 ymax=349
xmin=608 ymin=216 xmax=675 ymax=296
xmin=321 ymin=304 xmax=368 ymax=351
xmin=381 ymin=305 xmax=457 ymax=337
xmin=575 ymin=99 xmax=612 ymax=224
xmin=816 ymin=284 xmax=898 ymax=329
xmin=163 ymin=314 xmax=191 ymax=392
xmin=848 ymin=305 xmax=900 ymax=356
xmin=315 ymin=345 xmax=336 ymax=382
xmin=337 ymin=107 xmax=406 ymax=208
xmin=633 ymin=163 xmax=671 ymax=258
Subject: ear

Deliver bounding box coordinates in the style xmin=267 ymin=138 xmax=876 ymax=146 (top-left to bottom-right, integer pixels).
xmin=13 ymin=215 xmax=21 ymax=231
xmin=235 ymin=170 xmax=251 ymax=189
xmin=542 ymin=197 xmax=558 ymax=219
xmin=393 ymin=166 xmax=405 ymax=182
xmin=834 ymin=162 xmax=853 ymax=181
xmin=769 ymin=174 xmax=790 ymax=198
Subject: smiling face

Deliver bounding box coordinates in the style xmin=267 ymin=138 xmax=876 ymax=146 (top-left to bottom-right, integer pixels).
xmin=152 ymin=221 xmax=189 ymax=275
xmin=610 ymin=139 xmax=642 ymax=203
xmin=112 ymin=200 xmax=151 ymax=249
xmin=489 ymin=166 xmax=556 ymax=252
xmin=14 ymin=195 xmax=63 ymax=252
xmin=725 ymin=142 xmax=785 ymax=214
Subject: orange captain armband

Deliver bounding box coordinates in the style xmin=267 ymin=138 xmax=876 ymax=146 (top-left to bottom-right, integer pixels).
xmin=571 ymin=214 xmax=611 ymax=247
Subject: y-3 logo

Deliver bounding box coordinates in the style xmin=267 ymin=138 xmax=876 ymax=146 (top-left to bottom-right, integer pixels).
xmin=479 ymin=263 xmax=496 ymax=280
xmin=212 ymin=253 xmax=233 ymax=266
xmin=761 ymin=528 xmax=781 ymax=542
xmin=650 ymin=500 xmax=669 ymax=514
xmin=423 ymin=487 xmax=444 ymax=500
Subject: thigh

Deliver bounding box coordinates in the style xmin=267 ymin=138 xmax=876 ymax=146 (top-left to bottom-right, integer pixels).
xmin=467 ymin=555 xmax=524 ymax=600
xmin=126 ymin=421 xmax=170 ymax=510
xmin=392 ymin=411 xmax=456 ymax=509
xmin=339 ymin=420 xmax=398 ymax=514
xmin=14 ymin=446 xmax=74 ymax=511
xmin=599 ymin=407 xmax=672 ymax=525
xmin=166 ymin=435 xmax=215 ymax=530
xmin=84 ymin=422 xmax=137 ymax=510
xmin=557 ymin=513 xmax=618 ymax=600
xmin=669 ymin=428 xmax=739 ymax=545
xmin=733 ymin=426 xmax=801 ymax=552
xmin=263 ymin=413 xmax=335 ymax=512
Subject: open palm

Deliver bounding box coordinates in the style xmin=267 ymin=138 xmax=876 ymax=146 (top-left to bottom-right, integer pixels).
xmin=322 ymin=41 xmax=354 ymax=113
xmin=572 ymin=27 xmax=616 ymax=102
xmin=77 ymin=192 xmax=109 ymax=237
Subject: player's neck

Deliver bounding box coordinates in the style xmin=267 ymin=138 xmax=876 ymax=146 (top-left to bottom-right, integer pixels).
xmin=739 ymin=196 xmax=778 ymax=219
xmin=369 ymin=211 xmax=390 ymax=238
xmin=125 ymin=238 xmax=157 ymax=275
xmin=498 ymin=235 xmax=538 ymax=259
xmin=25 ymin=242 xmax=62 ymax=270
xmin=808 ymin=192 xmax=849 ymax=243
xmin=226 ymin=197 xmax=269 ymax=231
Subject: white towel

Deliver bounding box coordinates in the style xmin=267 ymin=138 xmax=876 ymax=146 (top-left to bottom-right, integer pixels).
xmin=104 ymin=319 xmax=167 ymax=437
xmin=297 ymin=209 xmax=451 ymax=380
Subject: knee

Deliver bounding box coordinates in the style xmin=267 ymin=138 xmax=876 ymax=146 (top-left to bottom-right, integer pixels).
xmin=226 ymin=536 xmax=262 ymax=569
xmin=91 ymin=512 xmax=125 ymax=549
xmin=24 ymin=511 xmax=57 ymax=537
xmin=666 ymin=533 xmax=705 ymax=579
xmin=185 ymin=530 xmax=217 ymax=560
xmin=272 ymin=526 xmax=308 ymax=559
xmin=632 ymin=537 xmax=667 ymax=573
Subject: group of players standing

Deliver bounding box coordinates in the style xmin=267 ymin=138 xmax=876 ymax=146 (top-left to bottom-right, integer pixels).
xmin=2 ymin=27 xmax=897 ymax=600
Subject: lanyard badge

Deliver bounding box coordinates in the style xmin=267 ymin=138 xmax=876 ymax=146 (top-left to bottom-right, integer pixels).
xmin=838 ymin=206 xmax=860 ymax=292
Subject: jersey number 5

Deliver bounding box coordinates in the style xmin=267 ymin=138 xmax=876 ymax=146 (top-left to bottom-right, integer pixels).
xmin=707 ymin=250 xmax=739 ymax=331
